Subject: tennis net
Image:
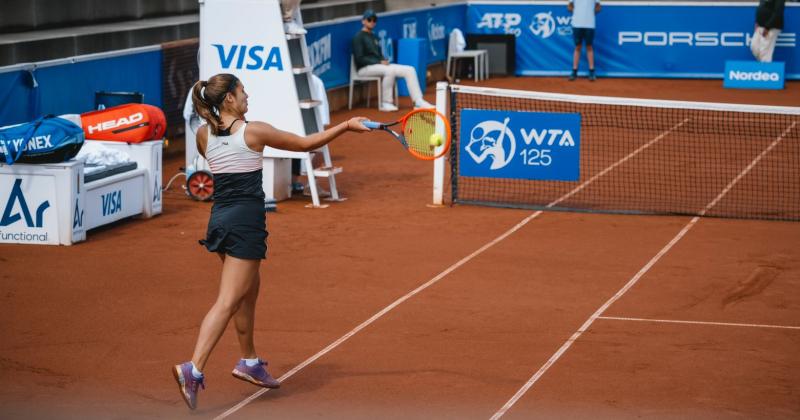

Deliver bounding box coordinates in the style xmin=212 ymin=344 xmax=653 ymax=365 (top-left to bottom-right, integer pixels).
xmin=445 ymin=85 xmax=800 ymax=221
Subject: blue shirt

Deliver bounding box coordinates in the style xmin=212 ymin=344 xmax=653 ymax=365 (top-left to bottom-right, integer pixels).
xmin=570 ymin=0 xmax=600 ymax=29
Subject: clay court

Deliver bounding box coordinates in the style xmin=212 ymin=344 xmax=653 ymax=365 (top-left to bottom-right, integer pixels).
xmin=1 ymin=76 xmax=799 ymax=419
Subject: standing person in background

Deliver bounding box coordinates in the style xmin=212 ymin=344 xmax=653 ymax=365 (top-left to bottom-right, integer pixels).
xmin=568 ymin=0 xmax=601 ymax=81
xmin=281 ymin=0 xmax=306 ymax=35
xmin=172 ymin=73 xmax=369 ymax=410
xmin=751 ymin=0 xmax=785 ymax=62
xmin=351 ymin=9 xmax=434 ymax=112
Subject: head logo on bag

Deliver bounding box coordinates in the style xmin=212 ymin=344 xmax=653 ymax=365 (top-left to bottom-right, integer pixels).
xmin=80 ymin=104 xmax=166 ymax=142
xmin=87 ymin=112 xmax=145 ymax=134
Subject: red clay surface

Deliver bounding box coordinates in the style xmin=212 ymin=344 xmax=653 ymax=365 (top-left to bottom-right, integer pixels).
xmin=1 ymin=77 xmax=799 ymax=419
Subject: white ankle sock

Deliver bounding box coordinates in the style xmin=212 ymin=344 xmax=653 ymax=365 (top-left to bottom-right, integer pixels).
xmin=244 ymin=357 xmax=260 ymax=367
xmin=190 ymin=362 xmax=203 ymax=379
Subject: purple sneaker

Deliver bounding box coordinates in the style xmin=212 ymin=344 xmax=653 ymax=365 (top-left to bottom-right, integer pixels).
xmin=173 ymin=362 xmax=205 ymax=409
xmin=232 ymin=359 xmax=280 ymax=388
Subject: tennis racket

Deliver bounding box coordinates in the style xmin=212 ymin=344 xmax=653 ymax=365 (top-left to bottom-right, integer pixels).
xmin=363 ymin=109 xmax=451 ymax=160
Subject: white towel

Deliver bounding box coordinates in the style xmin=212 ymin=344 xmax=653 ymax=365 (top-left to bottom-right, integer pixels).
xmin=310 ymin=74 xmax=330 ymax=127
xmin=76 ymin=141 xmax=131 ymax=166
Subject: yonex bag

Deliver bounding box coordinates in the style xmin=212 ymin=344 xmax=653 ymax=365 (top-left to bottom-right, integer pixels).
xmin=0 ymin=116 xmax=85 ymax=165
xmin=80 ymin=103 xmax=166 ymax=142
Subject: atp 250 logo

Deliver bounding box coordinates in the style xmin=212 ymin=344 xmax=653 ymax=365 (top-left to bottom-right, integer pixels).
xmin=477 ymin=13 xmax=522 ymax=37
xmin=477 ymin=11 xmax=572 ymax=38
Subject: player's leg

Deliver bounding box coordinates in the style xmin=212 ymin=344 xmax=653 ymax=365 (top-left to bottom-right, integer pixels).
xmin=762 ymin=28 xmax=780 ymax=63
xmin=191 ymin=255 xmax=260 ymax=371
xmin=173 ymin=254 xmax=259 ymax=409
xmin=280 ymin=0 xmax=306 ymax=35
xmin=571 ymin=28 xmax=583 ymax=81
xmin=228 ymin=267 xmax=280 ymax=388
xmin=358 ymin=64 xmax=397 ymax=111
xmin=390 ymin=64 xmax=432 ymax=108
xmin=586 ymin=29 xmax=596 ymax=81
xmin=232 ymin=268 xmax=260 ymax=359
xmin=231 ymin=271 xmax=281 ymax=388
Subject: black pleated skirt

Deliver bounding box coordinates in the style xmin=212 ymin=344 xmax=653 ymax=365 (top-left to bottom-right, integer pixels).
xmin=198 ymin=170 xmax=267 ymax=260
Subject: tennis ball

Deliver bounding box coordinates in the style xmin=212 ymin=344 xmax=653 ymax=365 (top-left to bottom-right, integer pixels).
xmin=429 ymin=133 xmax=443 ymax=147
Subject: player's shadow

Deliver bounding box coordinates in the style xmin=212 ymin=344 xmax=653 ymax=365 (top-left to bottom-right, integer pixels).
xmin=194 ymin=363 xmax=342 ymax=416
xmin=240 ymin=362 xmax=343 ymax=403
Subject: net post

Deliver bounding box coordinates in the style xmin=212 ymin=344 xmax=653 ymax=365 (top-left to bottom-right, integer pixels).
xmin=432 ymin=81 xmax=449 ymax=206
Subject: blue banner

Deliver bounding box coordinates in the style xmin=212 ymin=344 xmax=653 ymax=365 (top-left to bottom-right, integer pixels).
xmin=724 ymin=60 xmax=785 ymax=89
xmin=305 ymin=4 xmax=466 ymax=89
xmin=459 ymin=109 xmax=581 ymax=181
xmin=0 ymin=50 xmax=162 ymax=127
xmin=467 ymin=2 xmax=799 ymax=79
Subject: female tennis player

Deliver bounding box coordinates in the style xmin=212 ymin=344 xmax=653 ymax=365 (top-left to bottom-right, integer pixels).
xmin=173 ymin=73 xmax=369 ymax=410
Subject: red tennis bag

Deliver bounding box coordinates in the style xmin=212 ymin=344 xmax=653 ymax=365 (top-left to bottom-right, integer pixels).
xmin=80 ymin=104 xmax=166 ymax=142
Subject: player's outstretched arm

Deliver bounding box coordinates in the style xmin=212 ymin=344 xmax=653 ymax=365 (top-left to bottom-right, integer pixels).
xmin=247 ymin=117 xmax=370 ymax=152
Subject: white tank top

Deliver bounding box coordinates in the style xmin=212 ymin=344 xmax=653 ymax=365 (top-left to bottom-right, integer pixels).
xmin=205 ymin=123 xmax=262 ymax=174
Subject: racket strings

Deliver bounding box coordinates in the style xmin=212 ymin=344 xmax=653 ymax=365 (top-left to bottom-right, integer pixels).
xmin=403 ymin=112 xmax=442 ymax=158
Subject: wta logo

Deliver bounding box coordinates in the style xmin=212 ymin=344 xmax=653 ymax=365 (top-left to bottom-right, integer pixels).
xmin=529 ymin=12 xmax=556 ymax=38
xmin=466 ymin=118 xmax=516 ymax=170
xmin=465 ymin=117 xmax=577 ymax=171
xmin=460 ymin=110 xmax=580 ymax=181
xmin=529 ymin=12 xmax=572 ymax=39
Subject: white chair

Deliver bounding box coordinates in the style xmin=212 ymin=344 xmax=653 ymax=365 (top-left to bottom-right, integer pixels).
xmin=446 ymin=28 xmax=489 ymax=82
xmin=348 ymin=55 xmax=398 ymax=110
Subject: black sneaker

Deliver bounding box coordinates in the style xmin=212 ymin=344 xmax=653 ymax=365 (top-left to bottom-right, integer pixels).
xmin=588 ymin=70 xmax=596 ymax=81
xmin=568 ymin=70 xmax=577 ymax=81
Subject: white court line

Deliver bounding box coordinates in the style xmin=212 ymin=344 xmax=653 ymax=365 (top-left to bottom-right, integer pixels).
xmin=214 ymin=119 xmax=690 ymax=420
xmin=490 ymin=120 xmax=797 ymax=420
xmin=599 ymin=316 xmax=800 ymax=331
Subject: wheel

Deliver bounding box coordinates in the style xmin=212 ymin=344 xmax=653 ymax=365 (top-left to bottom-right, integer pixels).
xmin=186 ymin=170 xmax=214 ymax=201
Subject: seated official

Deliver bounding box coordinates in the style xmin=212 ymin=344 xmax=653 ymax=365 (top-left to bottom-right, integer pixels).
xmin=351 ymin=9 xmax=434 ymax=112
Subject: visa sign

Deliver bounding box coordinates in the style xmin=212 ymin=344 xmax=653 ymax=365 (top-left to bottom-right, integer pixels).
xmin=212 ymin=44 xmax=284 ymax=71
xmin=723 ymin=60 xmax=785 ymax=89
xmin=101 ymin=190 xmax=123 ymax=216
xmin=459 ymin=110 xmax=581 ymax=181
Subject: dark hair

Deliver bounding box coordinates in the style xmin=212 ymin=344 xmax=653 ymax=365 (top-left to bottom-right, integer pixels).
xmin=191 ymin=73 xmax=239 ymax=135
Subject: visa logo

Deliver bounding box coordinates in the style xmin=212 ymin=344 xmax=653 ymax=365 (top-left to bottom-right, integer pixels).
xmin=212 ymin=44 xmax=284 ymax=71
xmin=101 ymin=190 xmax=122 ymax=216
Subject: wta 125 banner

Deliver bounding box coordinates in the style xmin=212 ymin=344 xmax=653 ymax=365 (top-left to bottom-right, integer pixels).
xmin=467 ymin=1 xmax=799 ymax=79
xmin=459 ymin=109 xmax=581 ymax=181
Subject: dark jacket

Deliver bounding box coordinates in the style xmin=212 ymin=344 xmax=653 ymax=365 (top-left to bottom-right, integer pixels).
xmin=756 ymin=0 xmax=785 ymax=30
xmin=351 ymin=30 xmax=384 ymax=70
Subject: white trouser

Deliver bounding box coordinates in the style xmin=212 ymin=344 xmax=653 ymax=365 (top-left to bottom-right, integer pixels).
xmin=751 ymin=26 xmax=780 ymax=63
xmin=281 ymin=0 xmax=301 ymax=21
xmin=357 ymin=63 xmax=424 ymax=105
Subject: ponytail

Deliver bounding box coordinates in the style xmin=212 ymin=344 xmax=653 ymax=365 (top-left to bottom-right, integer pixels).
xmin=191 ymin=74 xmax=239 ymax=136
